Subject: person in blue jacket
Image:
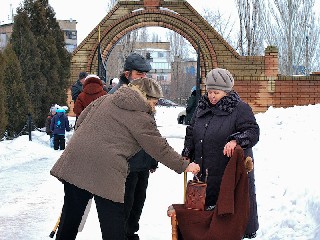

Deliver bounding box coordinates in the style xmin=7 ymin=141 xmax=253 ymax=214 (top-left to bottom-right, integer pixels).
xmin=50 ymin=108 xmax=70 ymax=150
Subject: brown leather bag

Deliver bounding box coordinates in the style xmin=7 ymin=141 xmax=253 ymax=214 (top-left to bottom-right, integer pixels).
xmin=185 ymin=180 xmax=207 ymax=211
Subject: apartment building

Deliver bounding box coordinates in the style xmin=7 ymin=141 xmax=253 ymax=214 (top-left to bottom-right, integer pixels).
xmin=0 ymin=19 xmax=77 ymax=52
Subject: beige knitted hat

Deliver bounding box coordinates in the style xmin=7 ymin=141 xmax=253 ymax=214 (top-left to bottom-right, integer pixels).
xmin=129 ymin=78 xmax=163 ymax=99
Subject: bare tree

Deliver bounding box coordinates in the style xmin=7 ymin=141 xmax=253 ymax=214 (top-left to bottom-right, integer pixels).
xmin=166 ymin=30 xmax=190 ymax=61
xmin=265 ymin=0 xmax=319 ymax=75
xmin=105 ymin=30 xmax=139 ymax=81
xmin=235 ymin=0 xmax=266 ymax=56
xmin=106 ymin=0 xmax=118 ymax=10
xmin=202 ymin=9 xmax=237 ymax=50
xmin=165 ymin=30 xmax=195 ymax=102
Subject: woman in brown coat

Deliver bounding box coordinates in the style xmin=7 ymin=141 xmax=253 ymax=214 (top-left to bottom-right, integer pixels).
xmin=50 ymin=77 xmax=200 ymax=240
xmin=73 ymin=74 xmax=107 ymax=117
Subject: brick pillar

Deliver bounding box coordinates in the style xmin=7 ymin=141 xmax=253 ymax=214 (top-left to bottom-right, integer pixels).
xmin=265 ymin=46 xmax=278 ymax=93
xmin=264 ymin=46 xmax=279 ymax=77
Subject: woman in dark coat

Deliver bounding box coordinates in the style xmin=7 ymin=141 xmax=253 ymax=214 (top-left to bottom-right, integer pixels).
xmin=182 ymin=68 xmax=260 ymax=239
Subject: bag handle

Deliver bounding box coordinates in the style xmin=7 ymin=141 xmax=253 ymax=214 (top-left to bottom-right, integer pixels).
xmin=194 ymin=168 xmax=208 ymax=183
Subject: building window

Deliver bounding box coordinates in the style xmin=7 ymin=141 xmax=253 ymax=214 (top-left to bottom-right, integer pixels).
xmin=158 ymin=52 xmax=164 ymax=58
xmin=64 ymin=30 xmax=77 ymax=40
xmin=157 ymin=75 xmax=168 ymax=81
xmin=151 ymin=62 xmax=171 ymax=70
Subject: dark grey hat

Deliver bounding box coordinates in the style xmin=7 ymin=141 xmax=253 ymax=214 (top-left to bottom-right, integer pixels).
xmin=79 ymin=72 xmax=88 ymax=79
xmin=205 ymin=68 xmax=235 ymax=91
xmin=130 ymin=78 xmax=163 ymax=99
xmin=124 ymin=53 xmax=152 ymax=72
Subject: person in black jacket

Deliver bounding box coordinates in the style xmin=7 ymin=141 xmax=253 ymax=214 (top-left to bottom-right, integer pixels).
xmin=71 ymin=72 xmax=88 ymax=102
xmin=185 ymin=86 xmax=197 ymax=125
xmin=182 ymin=68 xmax=260 ymax=239
xmin=109 ymin=53 xmax=156 ymax=240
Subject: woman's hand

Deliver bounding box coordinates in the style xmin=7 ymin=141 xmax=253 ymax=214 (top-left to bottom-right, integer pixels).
xmin=185 ymin=162 xmax=200 ymax=174
xmin=223 ymin=140 xmax=237 ymax=157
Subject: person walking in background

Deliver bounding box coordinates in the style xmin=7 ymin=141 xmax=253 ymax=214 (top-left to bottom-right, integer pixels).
xmin=107 ymin=77 xmax=119 ymax=92
xmin=71 ymin=71 xmax=88 ymax=126
xmin=50 ymin=107 xmax=70 ymax=150
xmin=73 ymin=74 xmax=107 ymax=117
xmin=50 ymin=77 xmax=200 ymax=240
xmin=111 ymin=77 xmax=119 ymax=88
xmin=185 ymin=85 xmax=197 ymax=125
xmin=108 ymin=53 xmax=156 ymax=240
xmin=182 ymin=68 xmax=260 ymax=239
xmin=71 ymin=72 xmax=88 ymax=103
xmin=45 ymin=105 xmax=56 ymax=148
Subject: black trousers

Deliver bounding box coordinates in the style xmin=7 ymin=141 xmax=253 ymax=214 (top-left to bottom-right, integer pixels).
xmin=56 ymin=182 xmax=125 ymax=240
xmin=53 ymin=134 xmax=65 ymax=150
xmin=124 ymin=170 xmax=150 ymax=238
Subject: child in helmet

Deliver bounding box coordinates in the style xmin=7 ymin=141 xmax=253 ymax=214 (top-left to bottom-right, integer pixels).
xmin=50 ymin=107 xmax=70 ymax=150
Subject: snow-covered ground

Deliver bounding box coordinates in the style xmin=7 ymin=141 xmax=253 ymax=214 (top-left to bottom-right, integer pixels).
xmin=1 ymin=104 xmax=320 ymax=240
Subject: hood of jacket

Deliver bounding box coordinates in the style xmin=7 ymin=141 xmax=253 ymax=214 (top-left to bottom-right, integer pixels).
xmin=83 ymin=77 xmax=104 ymax=95
xmin=111 ymin=84 xmax=153 ymax=114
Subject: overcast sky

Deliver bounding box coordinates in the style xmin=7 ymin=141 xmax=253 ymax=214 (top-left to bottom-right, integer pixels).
xmin=1 ymin=0 xmax=319 ymax=45
xmin=0 ymin=0 xmax=237 ymax=43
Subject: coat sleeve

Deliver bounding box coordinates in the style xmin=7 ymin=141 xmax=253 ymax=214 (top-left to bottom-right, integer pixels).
xmin=128 ymin=112 xmax=189 ymax=174
xmin=65 ymin=116 xmax=70 ymax=132
xmin=227 ymin=102 xmax=260 ymax=149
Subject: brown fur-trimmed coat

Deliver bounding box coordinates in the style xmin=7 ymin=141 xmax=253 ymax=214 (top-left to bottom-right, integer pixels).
xmin=50 ymin=86 xmax=189 ymax=203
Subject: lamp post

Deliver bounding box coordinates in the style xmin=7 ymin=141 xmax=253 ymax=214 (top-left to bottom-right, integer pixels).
xmin=196 ymin=41 xmax=201 ymax=103
xmin=305 ymin=35 xmax=309 ymax=76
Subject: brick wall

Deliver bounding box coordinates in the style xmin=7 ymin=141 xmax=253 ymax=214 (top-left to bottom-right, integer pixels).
xmin=234 ymin=76 xmax=320 ymax=113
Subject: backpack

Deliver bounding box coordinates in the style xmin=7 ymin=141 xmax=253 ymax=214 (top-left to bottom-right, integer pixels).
xmin=55 ymin=115 xmax=64 ymax=129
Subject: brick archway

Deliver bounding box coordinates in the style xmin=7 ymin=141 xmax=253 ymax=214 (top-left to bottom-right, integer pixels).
xmin=71 ymin=0 xmax=245 ymax=86
xmin=88 ymin=9 xmax=218 ymax=80
xmin=70 ymin=0 xmax=315 ymax=114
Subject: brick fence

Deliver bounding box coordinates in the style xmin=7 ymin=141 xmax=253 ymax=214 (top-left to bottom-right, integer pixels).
xmin=234 ymin=75 xmax=320 ymax=113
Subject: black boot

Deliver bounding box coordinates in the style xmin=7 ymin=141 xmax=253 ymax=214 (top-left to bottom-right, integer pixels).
xmin=243 ymin=232 xmax=257 ymax=239
xmin=126 ymin=234 xmax=140 ymax=240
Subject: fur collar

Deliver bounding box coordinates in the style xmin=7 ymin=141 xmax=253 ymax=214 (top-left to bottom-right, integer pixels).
xmin=198 ymin=91 xmax=241 ymax=115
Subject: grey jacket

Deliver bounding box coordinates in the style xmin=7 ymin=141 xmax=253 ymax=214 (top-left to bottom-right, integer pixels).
xmin=50 ymin=85 xmax=189 ymax=203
